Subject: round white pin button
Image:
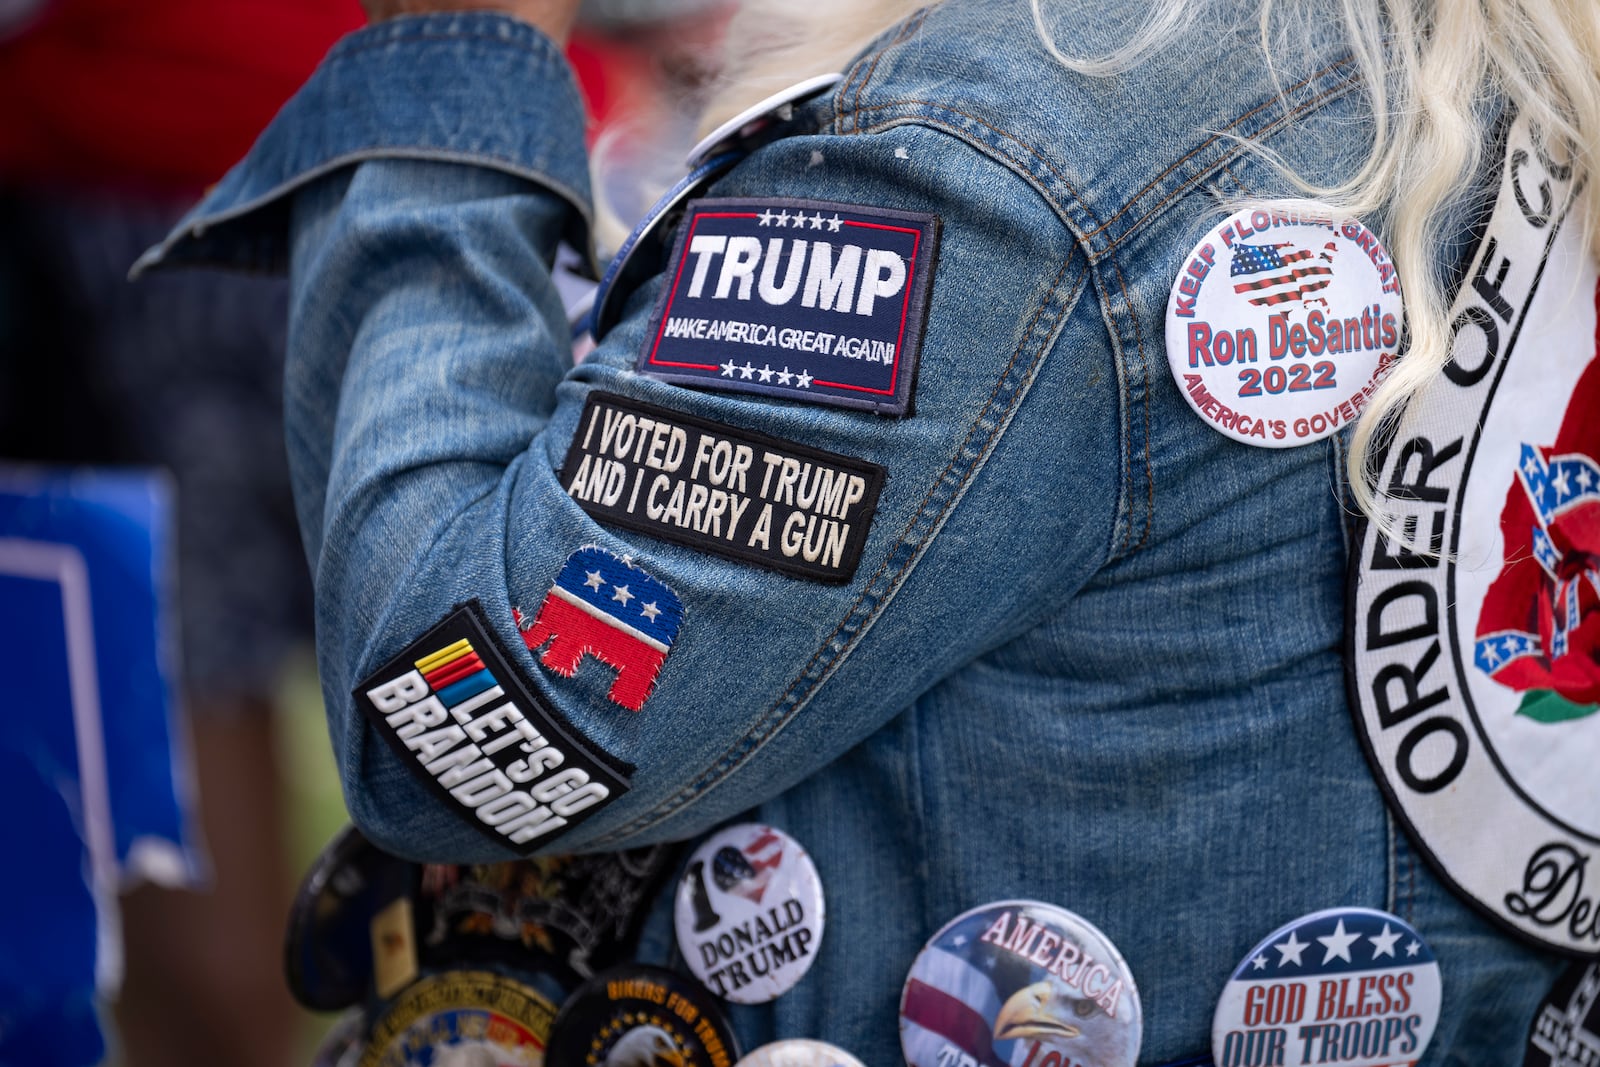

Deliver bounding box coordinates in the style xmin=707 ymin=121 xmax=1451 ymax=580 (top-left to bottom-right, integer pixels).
xmin=900 ymin=900 xmax=1142 ymax=1067
xmin=734 ymin=1039 xmax=866 ymax=1067
xmin=674 ymin=823 xmax=825 ymax=1004
xmin=1165 ymin=203 xmax=1403 ymax=447
xmin=1212 ymin=907 xmax=1441 ymax=1067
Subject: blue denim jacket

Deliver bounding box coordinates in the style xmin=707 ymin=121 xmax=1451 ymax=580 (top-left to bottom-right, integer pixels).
xmin=140 ymin=1 xmax=1562 ymax=1061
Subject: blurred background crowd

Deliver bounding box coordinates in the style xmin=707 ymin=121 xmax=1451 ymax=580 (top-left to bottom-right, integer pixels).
xmin=0 ymin=1 xmax=732 ymax=1061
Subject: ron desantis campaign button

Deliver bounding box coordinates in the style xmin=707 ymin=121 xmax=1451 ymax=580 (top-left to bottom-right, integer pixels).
xmin=1526 ymin=961 xmax=1600 ymax=1066
xmin=734 ymin=1040 xmax=866 ymax=1067
xmin=358 ymin=970 xmax=557 ymax=1067
xmin=900 ymin=900 xmax=1142 ymax=1067
xmin=1212 ymin=907 xmax=1441 ymax=1067
xmin=674 ymin=823 xmax=825 ymax=1004
xmin=638 ymin=197 xmax=940 ymax=415
xmin=545 ymin=964 xmax=740 ymax=1067
xmin=1165 ymin=203 xmax=1403 ymax=447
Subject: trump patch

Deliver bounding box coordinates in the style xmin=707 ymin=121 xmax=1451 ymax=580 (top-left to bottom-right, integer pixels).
xmin=560 ymin=393 xmax=885 ymax=583
xmin=354 ymin=600 xmax=632 ymax=854
xmin=637 ymin=198 xmax=940 ymax=415
xmin=517 ymin=547 xmax=683 ymax=713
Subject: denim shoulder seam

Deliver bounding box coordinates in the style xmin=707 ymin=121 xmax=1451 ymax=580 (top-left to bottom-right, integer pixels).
xmin=591 ymin=255 xmax=1092 ymax=845
xmin=131 ymin=148 xmax=592 ymax=279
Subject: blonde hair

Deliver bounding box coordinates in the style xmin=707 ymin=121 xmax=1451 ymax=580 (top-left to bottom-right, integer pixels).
xmin=701 ymin=0 xmax=1600 ymax=522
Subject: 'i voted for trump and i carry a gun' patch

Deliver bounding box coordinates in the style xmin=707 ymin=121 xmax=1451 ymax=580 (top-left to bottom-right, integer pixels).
xmin=560 ymin=392 xmax=885 ymax=584
xmin=637 ymin=198 xmax=940 ymax=416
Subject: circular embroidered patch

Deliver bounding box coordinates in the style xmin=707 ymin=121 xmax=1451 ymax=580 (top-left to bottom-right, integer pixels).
xmin=899 ymin=900 xmax=1142 ymax=1067
xmin=674 ymin=824 xmax=825 ymax=1004
xmin=1164 ymin=202 xmax=1403 ymax=447
xmin=734 ymin=1039 xmax=866 ymax=1067
xmin=357 ymin=970 xmax=556 ymax=1066
xmin=1348 ymin=112 xmax=1600 ymax=955
xmin=1525 ymin=961 xmax=1600 ymax=1066
xmin=544 ymin=963 xmax=740 ymax=1067
xmin=1211 ymin=907 xmax=1441 ymax=1067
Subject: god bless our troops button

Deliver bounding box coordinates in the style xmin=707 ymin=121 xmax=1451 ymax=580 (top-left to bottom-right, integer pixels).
xmin=1165 ymin=202 xmax=1402 ymax=447
xmin=1212 ymin=907 xmax=1440 ymax=1067
xmin=358 ymin=970 xmax=557 ymax=1067
xmin=900 ymin=900 xmax=1142 ymax=1067
xmin=1349 ymin=112 xmax=1600 ymax=956
xmin=734 ymin=1040 xmax=866 ymax=1067
xmin=674 ymin=823 xmax=825 ymax=1003
xmin=545 ymin=964 xmax=740 ymax=1067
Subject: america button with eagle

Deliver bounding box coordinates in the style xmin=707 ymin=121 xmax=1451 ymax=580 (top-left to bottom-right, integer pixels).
xmin=899 ymin=900 xmax=1142 ymax=1067
xmin=732 ymin=1039 xmax=866 ymax=1067
xmin=674 ymin=823 xmax=826 ymax=1004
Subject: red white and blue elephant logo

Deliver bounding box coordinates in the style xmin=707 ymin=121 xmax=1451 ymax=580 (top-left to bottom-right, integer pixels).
xmin=519 ymin=546 xmax=684 ymax=712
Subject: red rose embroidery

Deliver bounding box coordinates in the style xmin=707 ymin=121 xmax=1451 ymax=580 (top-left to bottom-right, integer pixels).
xmin=1474 ymin=285 xmax=1600 ymax=722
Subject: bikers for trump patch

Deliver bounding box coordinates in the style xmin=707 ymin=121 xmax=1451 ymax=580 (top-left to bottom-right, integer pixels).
xmin=1349 ymin=111 xmax=1600 ymax=956
xmin=354 ymin=600 xmax=632 ymax=854
xmin=517 ymin=546 xmax=683 ymax=713
xmin=1165 ymin=201 xmax=1403 ymax=447
xmin=636 ymin=198 xmax=939 ymax=415
xmin=560 ymin=392 xmax=884 ymax=583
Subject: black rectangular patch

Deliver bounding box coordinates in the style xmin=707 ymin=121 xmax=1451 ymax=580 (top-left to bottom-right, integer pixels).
xmin=636 ymin=197 xmax=940 ymax=415
xmin=560 ymin=392 xmax=885 ymax=583
xmin=353 ymin=600 xmax=632 ymax=854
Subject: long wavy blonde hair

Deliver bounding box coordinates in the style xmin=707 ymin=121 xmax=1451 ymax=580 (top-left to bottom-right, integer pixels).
xmin=698 ymin=0 xmax=1600 ymax=521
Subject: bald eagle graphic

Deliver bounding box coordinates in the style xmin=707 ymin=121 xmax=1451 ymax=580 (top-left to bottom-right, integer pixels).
xmin=604 ymin=1026 xmax=688 ymax=1067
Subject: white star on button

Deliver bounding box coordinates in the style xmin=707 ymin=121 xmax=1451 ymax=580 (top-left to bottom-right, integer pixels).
xmin=611 ymin=585 xmax=634 ymax=606
xmin=1251 ymin=954 xmax=1268 ymax=971
xmin=1274 ymin=931 xmax=1308 ymax=967
xmin=1405 ymin=940 xmax=1421 ymax=957
xmin=640 ymin=601 xmax=661 ymax=622
xmin=1369 ymin=922 xmax=1401 ymax=959
xmin=1317 ymin=919 xmax=1359 ymax=964
xmin=584 ymin=570 xmax=605 ymax=591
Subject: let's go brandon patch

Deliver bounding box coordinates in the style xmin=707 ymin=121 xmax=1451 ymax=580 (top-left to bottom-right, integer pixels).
xmin=560 ymin=392 xmax=885 ymax=583
xmin=636 ymin=197 xmax=940 ymax=415
xmin=354 ymin=600 xmax=632 ymax=854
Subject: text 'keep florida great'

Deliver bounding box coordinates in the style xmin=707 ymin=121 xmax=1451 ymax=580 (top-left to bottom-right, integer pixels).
xmin=560 ymin=393 xmax=885 ymax=584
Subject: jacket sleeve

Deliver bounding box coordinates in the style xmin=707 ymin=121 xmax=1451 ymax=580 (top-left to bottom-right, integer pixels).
xmin=140 ymin=12 xmax=1120 ymax=861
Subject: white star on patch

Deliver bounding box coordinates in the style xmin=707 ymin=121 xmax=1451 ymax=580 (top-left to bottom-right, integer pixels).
xmin=1580 ymin=466 xmax=1596 ymax=492
xmin=809 ymin=212 xmax=825 ymax=230
xmin=1553 ymin=466 xmax=1573 ymax=499
xmin=720 ymin=360 xmax=738 ymax=377
xmin=796 ymin=369 xmax=813 ymax=388
xmin=640 ymin=601 xmax=661 ymax=622
xmin=584 ymin=570 xmax=605 ymax=591
xmin=1317 ymin=919 xmax=1359 ymax=964
xmin=1274 ymin=931 xmax=1308 ymax=967
xmin=740 ymin=362 xmax=756 ymax=380
xmin=611 ymin=584 xmax=634 ymax=606
xmin=1368 ymin=922 xmax=1401 ymax=959
xmin=828 ymin=214 xmax=843 ymax=232
xmin=1251 ymin=954 xmax=1269 ymax=971
xmin=758 ymin=364 xmax=774 ymax=382
xmin=1405 ymin=940 xmax=1420 ymax=957
xmin=758 ymin=209 xmax=775 ymax=226
xmin=775 ymin=210 xmax=791 ymax=228
xmin=776 ymin=367 xmax=793 ymax=385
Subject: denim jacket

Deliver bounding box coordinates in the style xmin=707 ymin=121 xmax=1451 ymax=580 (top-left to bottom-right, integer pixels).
xmin=140 ymin=1 xmax=1561 ymax=1060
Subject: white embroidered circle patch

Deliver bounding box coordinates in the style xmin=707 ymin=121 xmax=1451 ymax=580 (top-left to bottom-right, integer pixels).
xmin=1165 ymin=203 xmax=1403 ymax=447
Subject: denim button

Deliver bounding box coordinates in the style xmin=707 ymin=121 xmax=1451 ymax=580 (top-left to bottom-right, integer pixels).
xmin=675 ymin=824 xmax=826 ymax=1004
xmin=1164 ymin=203 xmax=1404 ymax=448
xmin=734 ymin=1039 xmax=866 ymax=1067
xmin=1210 ymin=907 xmax=1440 ymax=1067
xmin=899 ymin=900 xmax=1142 ymax=1067
xmin=545 ymin=963 xmax=740 ymax=1067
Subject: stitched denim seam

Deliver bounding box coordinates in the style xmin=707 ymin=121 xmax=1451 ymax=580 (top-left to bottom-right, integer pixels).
xmin=1107 ymin=254 xmax=1154 ymax=554
xmin=834 ymin=65 xmax=1359 ymax=256
xmin=594 ymin=256 xmax=1088 ymax=843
